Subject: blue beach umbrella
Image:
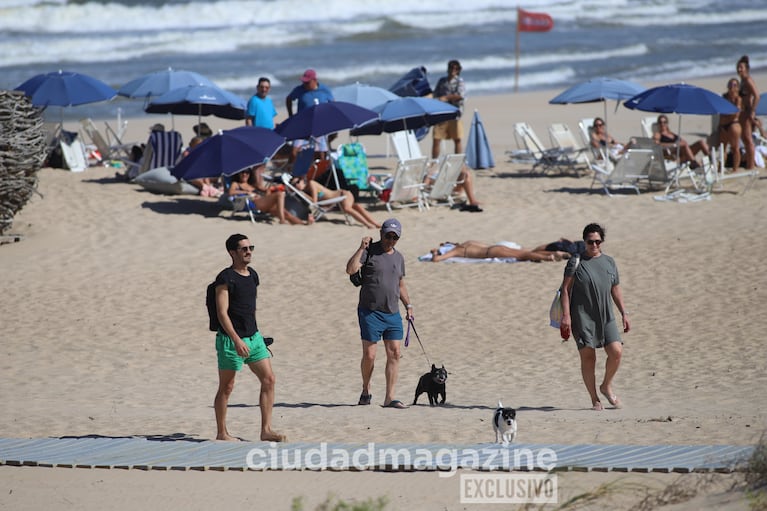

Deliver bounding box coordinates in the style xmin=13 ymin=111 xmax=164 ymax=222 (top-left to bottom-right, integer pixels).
xmin=550 ymin=77 xmax=646 ymax=105
xmin=757 ymin=94 xmax=767 ymax=116
xmin=466 ymin=110 xmax=495 ymax=169
xmin=275 ymin=101 xmax=378 ymax=140
xmin=332 ymin=83 xmax=399 ymax=110
xmin=117 ymin=68 xmax=215 ymax=99
xmin=15 ymin=70 xmax=116 ymax=107
xmin=351 ymin=97 xmax=459 ymax=136
xmin=624 ymin=83 xmax=738 ymax=162
xmin=550 ymin=76 xmax=646 ymax=121
xmin=624 ymin=83 xmax=738 ymax=115
xmin=145 ymin=84 xmax=246 ymax=123
xmin=171 ymin=126 xmax=285 ymax=180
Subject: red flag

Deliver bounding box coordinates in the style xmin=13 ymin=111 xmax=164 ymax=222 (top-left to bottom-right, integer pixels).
xmin=517 ymin=7 xmax=554 ymax=32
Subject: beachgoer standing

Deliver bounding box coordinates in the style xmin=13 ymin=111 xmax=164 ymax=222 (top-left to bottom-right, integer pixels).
xmin=345 ymin=219 xmax=413 ymax=409
xmin=432 ymin=59 xmax=466 ymax=159
xmin=213 ymin=234 xmax=286 ymax=441
xmin=246 ymin=77 xmax=278 ymax=129
xmin=284 ymin=69 xmax=334 ymax=156
xmin=737 ymin=55 xmax=760 ymax=170
xmin=559 ymin=223 xmax=630 ymax=411
xmin=721 ymin=78 xmax=743 ymax=171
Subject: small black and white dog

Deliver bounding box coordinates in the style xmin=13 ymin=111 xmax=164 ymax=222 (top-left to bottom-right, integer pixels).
xmin=493 ymin=401 xmax=518 ymax=445
xmin=413 ymin=364 xmax=448 ymax=406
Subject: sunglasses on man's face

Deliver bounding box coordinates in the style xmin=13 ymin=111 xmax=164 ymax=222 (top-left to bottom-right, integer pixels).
xmin=586 ymin=239 xmax=602 ymax=246
xmin=384 ymin=233 xmax=400 ymax=240
xmin=238 ymin=245 xmax=255 ymax=252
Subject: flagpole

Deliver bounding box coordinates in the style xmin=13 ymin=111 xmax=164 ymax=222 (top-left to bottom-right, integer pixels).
xmin=515 ymin=6 xmax=520 ymax=93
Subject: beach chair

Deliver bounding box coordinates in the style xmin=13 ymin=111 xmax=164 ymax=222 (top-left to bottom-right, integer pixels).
xmin=548 ymin=122 xmax=590 ymax=172
xmin=280 ymin=147 xmax=349 ymax=223
xmin=422 ymin=153 xmax=466 ymax=207
xmin=383 ymin=157 xmax=428 ymax=212
xmin=218 ymin=175 xmax=272 ymax=224
xmin=640 ymin=116 xmax=658 ymax=138
xmin=710 ymin=144 xmax=759 ymax=194
xmin=79 ymin=118 xmax=133 ymax=163
xmin=590 ymin=147 xmax=654 ymax=196
xmin=389 ymin=130 xmax=430 ymax=162
xmin=122 ymin=129 xmax=183 ymax=180
xmin=335 ymin=142 xmax=375 ymax=197
xmin=512 ymin=122 xmax=577 ymax=174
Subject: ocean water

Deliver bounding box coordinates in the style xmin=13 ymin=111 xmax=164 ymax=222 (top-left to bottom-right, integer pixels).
xmin=2 ymin=0 xmax=766 ymax=121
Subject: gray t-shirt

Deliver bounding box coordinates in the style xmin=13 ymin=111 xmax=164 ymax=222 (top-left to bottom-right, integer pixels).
xmin=358 ymin=241 xmax=405 ymax=313
xmin=564 ymin=253 xmax=621 ymax=346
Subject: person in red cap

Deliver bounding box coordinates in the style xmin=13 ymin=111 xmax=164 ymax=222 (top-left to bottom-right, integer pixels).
xmin=284 ymin=68 xmax=335 ymax=158
xmin=285 ymin=68 xmax=334 ymax=116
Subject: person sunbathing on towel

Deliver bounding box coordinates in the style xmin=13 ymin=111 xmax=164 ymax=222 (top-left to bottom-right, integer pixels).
xmin=428 ymin=240 xmax=570 ymax=262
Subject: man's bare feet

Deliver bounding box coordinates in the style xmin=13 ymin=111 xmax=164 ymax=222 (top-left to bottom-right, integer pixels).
xmin=216 ymin=434 xmax=242 ymax=441
xmin=261 ymin=431 xmax=287 ymax=442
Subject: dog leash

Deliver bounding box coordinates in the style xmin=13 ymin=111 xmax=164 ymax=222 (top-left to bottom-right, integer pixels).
xmin=405 ymin=317 xmax=431 ymax=366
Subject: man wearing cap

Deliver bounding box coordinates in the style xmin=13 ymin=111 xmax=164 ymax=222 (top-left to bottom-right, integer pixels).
xmin=285 ymin=69 xmax=334 ymax=116
xmin=285 ymin=69 xmax=335 ymax=157
xmin=345 ymin=219 xmax=413 ymax=409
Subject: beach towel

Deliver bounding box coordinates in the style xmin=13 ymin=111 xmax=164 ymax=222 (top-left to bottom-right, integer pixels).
xmin=417 ymin=241 xmax=523 ymax=263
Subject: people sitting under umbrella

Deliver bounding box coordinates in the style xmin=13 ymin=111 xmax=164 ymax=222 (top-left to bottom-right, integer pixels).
xmin=653 ymin=114 xmax=709 ymax=169
xmin=290 ymin=175 xmax=380 ymax=229
xmin=590 ymin=118 xmax=633 ymax=162
xmin=228 ymin=168 xmax=306 ymax=225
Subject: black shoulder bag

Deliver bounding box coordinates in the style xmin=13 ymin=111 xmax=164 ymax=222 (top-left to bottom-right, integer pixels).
xmin=349 ymin=251 xmax=371 ymax=287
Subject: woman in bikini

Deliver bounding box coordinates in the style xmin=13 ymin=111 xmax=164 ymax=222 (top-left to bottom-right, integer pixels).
xmin=720 ymin=78 xmax=743 ymax=171
xmin=291 ymin=176 xmax=381 ymax=229
xmin=737 ymin=55 xmax=760 ymax=170
xmin=653 ymin=114 xmax=709 ymax=168
xmin=428 ymin=240 xmax=569 ymax=262
xmin=229 ymin=169 xmax=305 ymax=225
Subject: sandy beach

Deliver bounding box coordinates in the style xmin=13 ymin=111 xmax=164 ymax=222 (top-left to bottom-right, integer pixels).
xmin=1 ymin=74 xmax=766 ymax=510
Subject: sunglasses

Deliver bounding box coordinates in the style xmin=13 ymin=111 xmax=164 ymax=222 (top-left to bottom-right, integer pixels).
xmin=238 ymin=245 xmax=255 ymax=252
xmin=594 ymin=123 xmax=604 ymax=127
xmin=659 ymin=119 xmax=668 ymax=124
xmin=586 ymin=239 xmax=603 ymax=246
xmin=384 ymin=233 xmax=400 ymax=240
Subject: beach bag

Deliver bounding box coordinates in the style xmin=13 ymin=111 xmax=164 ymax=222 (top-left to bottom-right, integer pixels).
xmin=349 ymin=251 xmax=371 ymax=287
xmin=548 ymin=255 xmax=580 ymax=329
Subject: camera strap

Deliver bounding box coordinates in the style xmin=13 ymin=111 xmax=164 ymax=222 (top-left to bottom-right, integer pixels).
xmin=405 ymin=317 xmax=431 ymax=366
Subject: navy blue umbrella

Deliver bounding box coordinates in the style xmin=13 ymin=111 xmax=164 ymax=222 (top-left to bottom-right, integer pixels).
xmin=275 ymin=101 xmax=378 ymax=140
xmin=15 ymin=70 xmax=116 ymax=107
xmin=117 ymin=68 xmax=215 ymax=99
xmin=758 ymin=93 xmax=767 ymax=116
xmin=351 ymin=97 xmax=459 ymax=136
xmin=466 ymin=110 xmax=495 ymax=169
xmin=624 ymin=83 xmax=737 ymax=115
xmin=145 ymin=84 xmax=246 ymax=122
xmin=625 ymin=83 xmax=738 ymax=163
xmin=171 ymin=126 xmax=286 ymax=180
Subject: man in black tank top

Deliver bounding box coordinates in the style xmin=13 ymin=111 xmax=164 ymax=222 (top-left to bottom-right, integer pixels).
xmin=213 ymin=233 xmax=286 ymax=442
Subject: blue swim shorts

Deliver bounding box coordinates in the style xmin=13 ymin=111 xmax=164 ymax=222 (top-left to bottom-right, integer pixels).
xmin=216 ymin=331 xmax=271 ymax=371
xmin=357 ymin=307 xmax=403 ymax=342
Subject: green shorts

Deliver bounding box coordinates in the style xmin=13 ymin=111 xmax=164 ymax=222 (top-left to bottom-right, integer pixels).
xmin=216 ymin=331 xmax=271 ymax=371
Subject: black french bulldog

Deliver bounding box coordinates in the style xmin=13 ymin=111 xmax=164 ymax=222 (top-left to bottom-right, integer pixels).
xmin=413 ymin=364 xmax=448 ymax=406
